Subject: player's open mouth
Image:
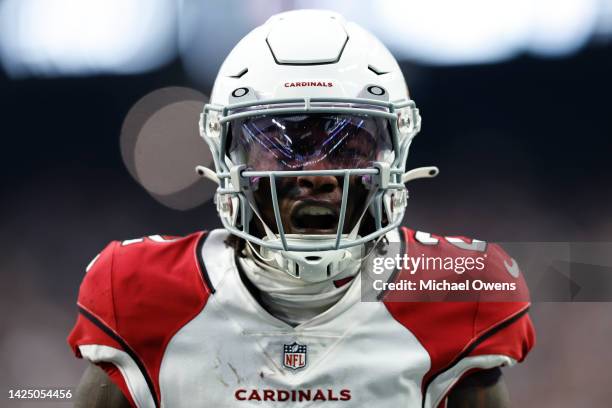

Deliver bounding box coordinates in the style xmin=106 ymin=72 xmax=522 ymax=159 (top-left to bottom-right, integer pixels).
xmin=290 ymin=201 xmax=339 ymax=233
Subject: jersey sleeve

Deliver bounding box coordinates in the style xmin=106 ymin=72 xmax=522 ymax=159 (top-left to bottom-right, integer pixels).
xmin=67 ymin=241 xmax=144 ymax=408
xmin=385 ymin=228 xmax=536 ymax=408
xmin=424 ymin=310 xmax=535 ymax=408
xmin=469 ymin=243 xmax=535 ymax=363
xmin=68 ymin=241 xmax=118 ymax=355
xmin=424 ymin=243 xmax=536 ymax=408
xmin=66 ymin=232 xmax=211 ymax=408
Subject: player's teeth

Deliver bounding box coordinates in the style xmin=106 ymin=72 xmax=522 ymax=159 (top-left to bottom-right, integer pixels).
xmin=298 ymin=206 xmax=334 ymax=216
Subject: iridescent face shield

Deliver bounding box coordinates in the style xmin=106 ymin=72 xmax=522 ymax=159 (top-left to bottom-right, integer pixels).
xmin=229 ymin=114 xmax=392 ymax=172
xmin=199 ymin=96 xmax=423 ymax=252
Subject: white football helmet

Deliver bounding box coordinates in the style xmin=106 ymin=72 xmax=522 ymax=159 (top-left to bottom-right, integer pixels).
xmin=198 ymin=10 xmax=437 ymax=282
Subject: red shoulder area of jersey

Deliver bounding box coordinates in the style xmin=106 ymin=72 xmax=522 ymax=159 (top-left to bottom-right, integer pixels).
xmin=67 ymin=231 xmax=212 ymax=406
xmin=383 ymin=227 xmax=535 ymax=395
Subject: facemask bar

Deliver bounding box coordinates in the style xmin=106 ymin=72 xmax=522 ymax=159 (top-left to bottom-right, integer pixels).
xmin=199 ymin=97 xmax=420 ymax=252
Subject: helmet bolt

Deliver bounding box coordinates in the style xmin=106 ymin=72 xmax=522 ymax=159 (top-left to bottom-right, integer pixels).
xmin=208 ymin=121 xmax=220 ymax=132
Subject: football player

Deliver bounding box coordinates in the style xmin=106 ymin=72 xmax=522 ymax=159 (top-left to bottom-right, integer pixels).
xmin=69 ymin=10 xmax=535 ymax=408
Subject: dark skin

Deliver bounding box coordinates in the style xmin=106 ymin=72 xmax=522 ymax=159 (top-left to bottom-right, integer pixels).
xmin=74 ymin=171 xmax=511 ymax=407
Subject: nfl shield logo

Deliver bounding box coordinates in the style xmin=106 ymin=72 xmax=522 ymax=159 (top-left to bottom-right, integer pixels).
xmin=283 ymin=342 xmax=307 ymax=370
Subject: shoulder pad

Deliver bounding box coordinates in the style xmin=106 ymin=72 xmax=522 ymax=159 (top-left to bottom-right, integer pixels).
xmin=67 ymin=231 xmax=212 ymax=405
xmin=384 ymin=227 xmax=535 ymax=399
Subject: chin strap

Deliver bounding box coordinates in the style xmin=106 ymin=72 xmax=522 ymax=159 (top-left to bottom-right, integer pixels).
xmin=246 ymin=240 xmax=276 ymax=264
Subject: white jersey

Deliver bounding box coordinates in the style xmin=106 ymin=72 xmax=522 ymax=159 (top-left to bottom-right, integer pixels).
xmin=68 ymin=228 xmax=534 ymax=408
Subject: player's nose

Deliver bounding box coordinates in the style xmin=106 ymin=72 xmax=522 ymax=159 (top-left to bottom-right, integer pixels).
xmin=297 ymin=174 xmax=339 ymax=194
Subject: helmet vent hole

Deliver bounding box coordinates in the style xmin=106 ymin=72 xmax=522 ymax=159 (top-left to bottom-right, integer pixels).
xmin=229 ymin=68 xmax=248 ymax=79
xmin=327 ymin=264 xmax=332 ymax=277
xmin=367 ymin=65 xmax=389 ymax=76
xmin=305 ymin=256 xmax=322 ymax=262
xmin=295 ymin=264 xmax=300 ymax=277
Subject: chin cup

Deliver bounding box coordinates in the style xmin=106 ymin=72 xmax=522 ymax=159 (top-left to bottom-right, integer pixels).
xmin=260 ymin=234 xmax=364 ymax=283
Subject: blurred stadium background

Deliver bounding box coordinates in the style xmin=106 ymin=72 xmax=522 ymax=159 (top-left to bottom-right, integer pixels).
xmin=1 ymin=0 xmax=611 ymax=406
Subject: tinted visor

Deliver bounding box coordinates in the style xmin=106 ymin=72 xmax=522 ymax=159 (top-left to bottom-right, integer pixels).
xmin=228 ymin=114 xmax=393 ymax=171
